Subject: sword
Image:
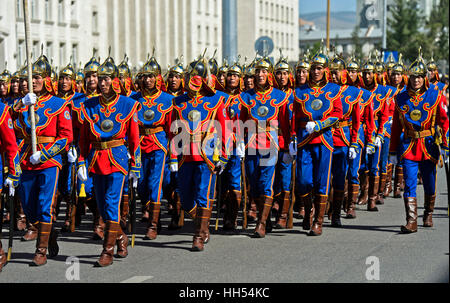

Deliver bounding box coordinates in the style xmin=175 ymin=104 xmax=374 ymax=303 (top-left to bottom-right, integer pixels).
xmin=129 ymin=178 xmax=136 ymax=248
xmin=69 ymin=147 xmax=78 ymax=232
xmin=6 ymin=187 xmax=14 ymax=261
xmin=215 ymin=173 xmax=222 ymax=231
xmin=241 ymin=158 xmax=248 ymax=230
xmin=287 ymin=160 xmax=296 ymax=229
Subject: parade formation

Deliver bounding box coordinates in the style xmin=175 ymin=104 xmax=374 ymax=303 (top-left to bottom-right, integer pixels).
xmin=0 ymin=41 xmax=448 ymax=272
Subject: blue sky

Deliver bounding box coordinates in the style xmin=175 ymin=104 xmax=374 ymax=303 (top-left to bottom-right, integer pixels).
xmin=299 ymin=0 xmax=356 ymax=15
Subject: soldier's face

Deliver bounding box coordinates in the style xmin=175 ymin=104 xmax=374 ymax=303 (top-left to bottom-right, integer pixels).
xmin=256 ymin=69 xmax=268 ymax=87
xmin=275 ymin=71 xmax=289 ymax=87
xmin=226 ymin=73 xmax=240 ymax=89
xmin=98 ymin=76 xmax=113 ymax=95
xmin=310 ymin=65 xmax=325 ymax=83
xmin=363 ymin=71 xmax=374 ymax=86
xmin=58 ymin=76 xmax=72 ymax=92
xmin=32 ymin=75 xmax=45 ymax=94
xmin=0 ymin=81 xmax=7 ymax=96
xmin=390 ymin=72 xmax=403 ymax=86
xmin=142 ymin=74 xmax=156 ymax=91
xmin=296 ymin=69 xmax=308 ymax=85
xmin=330 ymin=70 xmax=341 ymax=84
xmin=168 ymin=73 xmax=182 ymax=91
xmin=11 ymin=79 xmax=20 ymax=94
xmin=348 ymin=70 xmax=358 ymax=83
xmin=86 ymin=73 xmax=98 ymax=91
xmin=244 ymin=76 xmax=254 ymax=90
xmin=409 ymin=75 xmax=424 ymax=90
xmin=76 ymin=81 xmax=83 ymax=93
xmin=218 ymin=73 xmax=226 ymax=86
xmin=427 ymin=70 xmax=436 ymax=81
xmin=20 ymin=79 xmax=29 ymax=94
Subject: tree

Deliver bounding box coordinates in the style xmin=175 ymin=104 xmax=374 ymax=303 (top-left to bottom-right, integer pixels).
xmin=351 ymin=25 xmax=363 ymax=62
xmin=423 ymin=0 xmax=449 ymax=62
xmin=387 ymin=0 xmax=425 ymax=62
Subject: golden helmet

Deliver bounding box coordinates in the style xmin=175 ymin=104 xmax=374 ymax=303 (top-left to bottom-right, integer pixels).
xmin=361 ymin=53 xmax=376 ymax=73
xmin=32 ymin=51 xmax=52 ymax=78
xmin=385 ymin=52 xmax=396 ymax=71
xmin=60 ymin=60 xmax=76 ymax=80
xmin=84 ymin=49 xmax=100 ymax=75
xmin=373 ymin=50 xmax=384 ymax=73
xmin=187 ymin=57 xmax=209 ymax=79
xmin=227 ymin=58 xmax=243 ymax=77
xmin=208 ymin=50 xmax=219 ymax=76
xmin=346 ymin=53 xmax=359 ymax=71
xmin=329 ymin=55 xmax=346 ymax=71
xmin=426 ymin=53 xmax=438 ymax=71
xmin=243 ymin=63 xmax=256 ymax=77
xmin=296 ymin=50 xmax=311 ymax=71
xmin=169 ymin=55 xmax=185 ymax=76
xmin=97 ymin=48 xmax=119 ymax=78
xmin=274 ymin=49 xmax=290 ymax=73
xmin=0 ymin=64 xmax=11 ymax=83
xmin=391 ymin=53 xmax=405 ymax=74
xmin=19 ymin=62 xmax=28 ymax=79
xmin=141 ymin=49 xmax=161 ymax=76
xmin=310 ymin=41 xmax=328 ymax=67
xmin=254 ymin=56 xmax=273 ymax=72
xmin=118 ymin=54 xmax=131 ymax=78
xmin=11 ymin=70 xmax=20 ymax=81
xmin=409 ymin=47 xmax=427 ymax=77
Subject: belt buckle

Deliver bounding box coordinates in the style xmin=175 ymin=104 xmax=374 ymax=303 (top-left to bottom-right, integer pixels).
xmin=100 ymin=141 xmax=108 ymax=149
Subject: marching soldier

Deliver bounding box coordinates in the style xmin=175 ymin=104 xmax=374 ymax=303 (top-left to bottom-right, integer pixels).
xmin=77 ymin=53 xmax=141 ymax=267
xmin=328 ymin=55 xmax=361 ymax=227
xmin=13 ymin=53 xmax=73 ymax=266
xmin=389 ymin=49 xmax=449 ymax=233
xmin=118 ymin=55 xmax=139 ymax=99
xmin=0 ymin=89 xmax=22 ymax=272
xmin=427 ymin=55 xmax=448 ymax=92
xmin=243 ymin=61 xmax=256 ymax=92
xmin=135 ymin=54 xmax=174 ymax=240
xmin=290 ymin=48 xmax=343 ymax=236
xmin=272 ymin=53 xmax=295 ymax=229
xmin=0 ymin=67 xmax=11 ymax=104
xmin=239 ymin=56 xmax=290 ymax=238
xmin=75 ymin=64 xmax=85 ymax=94
xmin=170 ymin=54 xmax=230 ymax=251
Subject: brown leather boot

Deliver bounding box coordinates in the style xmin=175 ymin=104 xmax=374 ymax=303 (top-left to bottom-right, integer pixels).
xmin=345 ymin=184 xmax=359 ymax=219
xmin=15 ymin=197 xmax=27 ymax=231
xmin=120 ymin=194 xmax=129 ymax=231
xmin=61 ymin=200 xmax=73 ymax=233
xmin=85 ymin=198 xmax=104 ymax=240
xmin=22 ymin=222 xmax=38 ymax=241
xmin=327 ymin=188 xmax=333 ymax=220
xmin=254 ymin=196 xmax=273 ymax=238
xmin=301 ymin=192 xmax=314 ymax=230
xmin=400 ymin=197 xmax=418 ymax=233
xmin=383 ymin=164 xmax=393 ymax=197
xmin=30 ymin=223 xmax=52 ymax=266
xmin=423 ymin=195 xmax=436 ymax=227
xmin=116 ymin=228 xmax=129 ymax=258
xmin=0 ymin=245 xmax=6 ymax=272
xmin=295 ymin=190 xmax=305 ymax=219
xmin=144 ymin=203 xmax=161 ymax=240
xmin=247 ymin=197 xmax=258 ymax=222
xmin=376 ymin=173 xmax=387 ymax=205
xmin=343 ymin=179 xmax=348 ymax=210
xmin=192 ymin=207 xmax=212 ymax=252
xmin=223 ymin=190 xmax=241 ymax=231
xmin=96 ymin=221 xmax=120 ymax=267
xmin=168 ymin=194 xmax=184 ymax=230
xmin=393 ymin=166 xmax=403 ymax=198
xmin=367 ymin=175 xmax=379 ymax=212
xmin=309 ymin=195 xmax=327 ymax=236
xmin=275 ymin=191 xmax=290 ymax=229
xmin=331 ymin=190 xmax=344 ymax=227
xmin=357 ymin=171 xmax=369 ymax=205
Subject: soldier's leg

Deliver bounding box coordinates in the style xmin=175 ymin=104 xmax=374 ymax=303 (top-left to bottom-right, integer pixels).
xmin=419 ymin=160 xmax=437 ymax=228
xmin=400 ymin=159 xmax=418 ymax=233
xmin=331 ymin=146 xmax=348 ymax=227
xmin=357 ymin=148 xmax=369 ymax=205
xmin=346 ymin=145 xmax=362 ymax=218
xmin=367 ymin=146 xmax=381 ymax=212
xmin=274 ymin=151 xmax=292 ymax=229
xmin=297 ymin=145 xmax=314 ymax=230
xmin=245 ymin=155 xmax=259 ymax=222
xmin=223 ymin=156 xmax=242 ymax=231
xmin=18 ymin=171 xmax=40 ymax=241
xmin=0 ymin=241 xmax=6 ymax=272
xmin=377 ymin=136 xmax=390 ymax=205
xmin=178 ymin=162 xmax=197 ymax=219
xmin=168 ymin=171 xmax=184 ymax=230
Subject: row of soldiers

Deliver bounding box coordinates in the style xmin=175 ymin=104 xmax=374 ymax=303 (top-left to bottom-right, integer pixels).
xmin=0 ymin=44 xmax=448 ymax=271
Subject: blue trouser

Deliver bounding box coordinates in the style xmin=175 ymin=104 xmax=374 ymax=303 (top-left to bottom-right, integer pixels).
xmin=366 ymin=144 xmax=382 ymax=177
xmin=18 ymin=167 xmax=59 ymax=224
xmin=379 ymin=136 xmax=390 ymax=175
xmin=178 ymin=162 xmax=217 ymax=213
xmin=402 ymin=159 xmax=437 ymax=198
xmin=137 ymin=149 xmax=166 ymax=207
xmin=348 ymin=145 xmax=363 ymax=185
xmin=92 ymin=172 xmax=126 ymax=223
xmin=245 ymin=150 xmax=277 ymax=199
xmin=224 ymin=155 xmax=242 ymax=192
xmin=296 ymin=144 xmax=333 ymax=196
xmin=331 ymin=146 xmax=348 ymax=191
xmin=274 ymin=150 xmax=292 ymax=195
xmin=58 ymin=160 xmax=73 ymax=197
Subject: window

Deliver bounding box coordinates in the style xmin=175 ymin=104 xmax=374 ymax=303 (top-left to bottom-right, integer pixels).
xmin=206 ymin=26 xmax=210 ymax=46
xmin=18 ymin=40 xmax=25 ymax=65
xmin=70 ymin=0 xmax=77 ymax=22
xmin=59 ymin=43 xmax=66 ymax=66
xmin=197 ymin=25 xmax=202 ymax=44
xmin=32 ymin=41 xmax=40 ymax=60
xmin=31 ymin=0 xmax=39 ymax=20
xmin=92 ymin=11 xmax=98 ymax=33
xmin=17 ymin=0 xmax=23 ymax=18
xmin=72 ymin=44 xmax=78 ymax=65
xmin=214 ymin=27 xmax=218 ymax=46
xmin=276 ymin=4 xmax=279 ymax=21
xmin=270 ymin=3 xmax=274 ymax=20
xmin=46 ymin=42 xmax=53 ymax=61
xmin=206 ymin=0 xmax=209 ymax=15
xmin=45 ymin=0 xmax=52 ymax=21
xmin=58 ymin=0 xmax=65 ymax=23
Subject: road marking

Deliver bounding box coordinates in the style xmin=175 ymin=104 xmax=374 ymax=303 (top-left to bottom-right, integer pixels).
xmin=120 ymin=276 xmax=154 ymax=283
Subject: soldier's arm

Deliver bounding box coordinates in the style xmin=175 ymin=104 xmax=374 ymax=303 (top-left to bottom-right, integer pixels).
xmin=389 ymin=104 xmax=402 ymax=155
xmin=350 ymin=100 xmax=361 ymax=149
xmin=314 ymin=96 xmax=343 ymax=132
xmin=215 ymin=98 xmax=230 ymax=164
xmin=437 ymin=95 xmax=449 ymax=151
xmin=127 ymin=105 xmax=142 ymax=178
xmin=0 ymin=107 xmax=21 ymax=184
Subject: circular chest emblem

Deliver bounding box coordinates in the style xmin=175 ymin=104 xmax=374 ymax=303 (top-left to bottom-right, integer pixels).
xmin=8 ymin=118 xmax=13 ymax=129
xmin=144 ymin=109 xmax=155 ymax=121
xmin=229 ymin=108 xmax=235 ymax=119
xmin=100 ymin=119 xmax=114 ymax=132
xmin=188 ymin=110 xmax=201 ymax=122
xmin=410 ymin=109 xmax=422 ymax=121
xmin=257 ymin=106 xmax=269 ymax=117
xmin=27 ymin=114 xmax=40 ymax=125
xmin=311 ymin=99 xmax=323 ymax=111
xmin=64 ymin=110 xmax=71 ymax=120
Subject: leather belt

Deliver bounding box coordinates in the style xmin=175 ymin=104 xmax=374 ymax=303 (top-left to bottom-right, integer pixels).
xmin=335 ymin=120 xmax=352 ymax=128
xmin=92 ymin=139 xmax=125 ymax=150
xmin=139 ymin=126 xmax=164 ymax=136
xmin=24 ymin=136 xmax=56 ymax=144
xmin=190 ymin=131 xmax=206 ymax=143
xmin=406 ymin=129 xmax=434 ymax=139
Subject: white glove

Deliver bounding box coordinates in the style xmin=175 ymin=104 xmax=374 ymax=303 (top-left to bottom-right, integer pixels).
xmin=389 ymin=154 xmax=398 ymax=166
xmin=22 ymin=93 xmax=37 ymax=106
xmin=4 ymin=178 xmax=15 ymax=196
xmin=375 ymin=136 xmax=382 ymax=148
xmin=67 ymin=147 xmax=78 ymax=163
xmin=30 ymin=151 xmax=42 ymax=165
xmin=215 ymin=161 xmax=225 ymax=175
xmin=441 ymin=149 xmax=449 ymax=164
xmin=348 ymin=147 xmax=357 ymax=160
xmin=77 ymin=166 xmax=88 ymax=182
xmin=282 ymin=152 xmax=294 ymax=164
xmin=169 ymin=163 xmax=178 ymax=173
xmin=236 ymin=141 xmax=245 ymax=159
xmin=129 ymin=171 xmax=138 ymax=188
xmin=305 ymin=121 xmax=317 ymax=135
xmin=366 ymin=146 xmax=375 ymax=155
xmin=127 ymin=152 xmax=132 ymax=160
xmin=289 ymin=140 xmax=297 ymax=157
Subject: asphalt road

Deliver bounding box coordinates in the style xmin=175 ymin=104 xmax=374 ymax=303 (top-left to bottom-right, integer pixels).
xmin=0 ymin=168 xmax=448 ymax=284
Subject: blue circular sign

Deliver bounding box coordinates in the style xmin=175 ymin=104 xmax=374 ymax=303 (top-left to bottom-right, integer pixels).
xmin=255 ymin=36 xmax=274 ymax=56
